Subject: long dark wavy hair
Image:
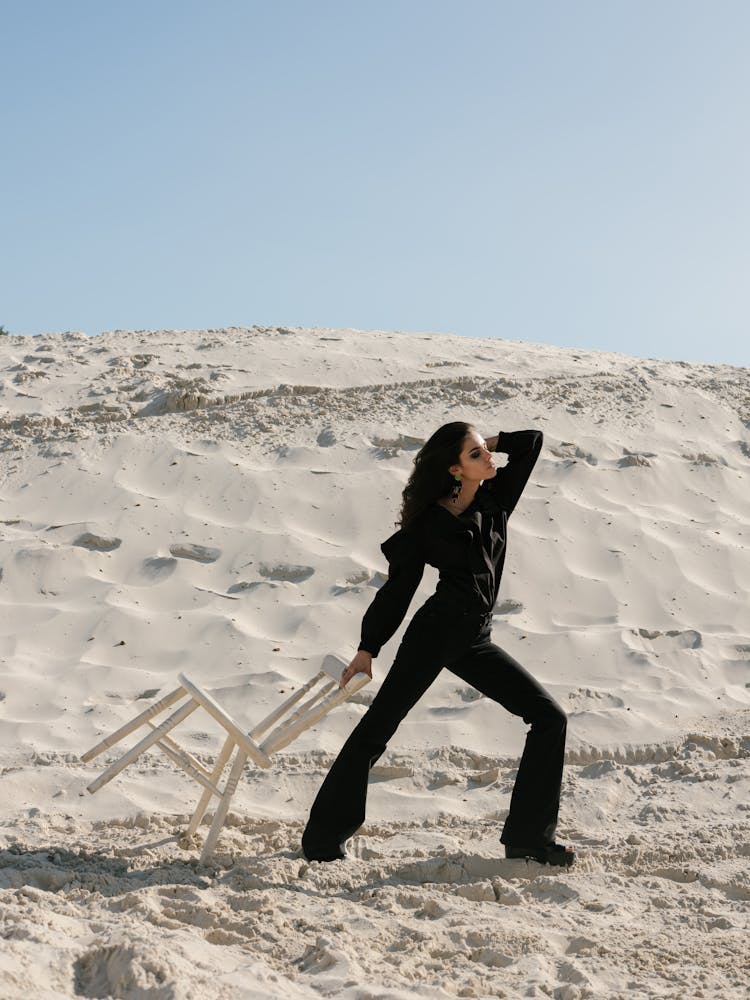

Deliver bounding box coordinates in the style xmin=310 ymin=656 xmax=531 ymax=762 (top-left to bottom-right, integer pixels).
xmin=395 ymin=421 xmax=475 ymax=531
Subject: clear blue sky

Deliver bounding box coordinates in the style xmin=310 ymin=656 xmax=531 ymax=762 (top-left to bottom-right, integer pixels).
xmin=2 ymin=0 xmax=748 ymax=366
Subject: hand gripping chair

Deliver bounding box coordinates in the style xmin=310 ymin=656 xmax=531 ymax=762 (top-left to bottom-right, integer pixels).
xmin=80 ymin=654 xmax=370 ymax=861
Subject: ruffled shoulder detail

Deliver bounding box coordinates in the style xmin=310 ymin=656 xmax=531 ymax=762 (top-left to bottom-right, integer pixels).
xmin=380 ymin=523 xmax=425 ymax=564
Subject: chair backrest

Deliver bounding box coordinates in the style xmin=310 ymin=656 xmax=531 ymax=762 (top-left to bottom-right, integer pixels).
xmin=175 ymin=654 xmax=370 ymax=759
xmin=254 ymin=654 xmax=370 ymax=755
xmin=246 ymin=655 xmax=345 ymax=741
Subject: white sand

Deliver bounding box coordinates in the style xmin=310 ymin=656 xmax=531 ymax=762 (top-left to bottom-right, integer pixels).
xmin=0 ymin=325 xmax=748 ymax=999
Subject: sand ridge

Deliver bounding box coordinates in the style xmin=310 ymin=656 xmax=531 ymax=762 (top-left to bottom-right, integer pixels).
xmin=0 ymin=325 xmax=748 ymax=998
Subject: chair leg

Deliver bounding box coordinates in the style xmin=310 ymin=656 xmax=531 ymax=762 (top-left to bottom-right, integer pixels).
xmin=200 ymin=747 xmax=248 ymax=862
xmin=86 ymin=698 xmax=200 ymax=794
xmin=186 ymin=734 xmax=235 ymax=838
xmin=80 ymin=687 xmax=186 ymax=762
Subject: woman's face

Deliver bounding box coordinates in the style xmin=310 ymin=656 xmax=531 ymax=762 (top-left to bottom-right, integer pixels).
xmin=450 ymin=430 xmax=496 ymax=484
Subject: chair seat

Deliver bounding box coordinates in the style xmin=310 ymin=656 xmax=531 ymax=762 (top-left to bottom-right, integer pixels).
xmin=177 ymin=673 xmax=272 ymax=768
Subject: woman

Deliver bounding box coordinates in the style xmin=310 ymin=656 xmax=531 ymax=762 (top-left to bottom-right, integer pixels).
xmin=301 ymin=423 xmax=574 ymax=866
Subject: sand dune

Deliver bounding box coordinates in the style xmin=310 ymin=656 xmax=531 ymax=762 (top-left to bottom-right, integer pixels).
xmin=0 ymin=325 xmax=748 ymax=999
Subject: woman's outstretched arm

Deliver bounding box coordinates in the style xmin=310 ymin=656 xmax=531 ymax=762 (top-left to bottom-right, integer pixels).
xmin=357 ymin=546 xmax=425 ymax=659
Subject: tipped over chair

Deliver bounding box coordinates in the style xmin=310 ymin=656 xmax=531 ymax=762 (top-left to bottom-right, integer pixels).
xmin=80 ymin=654 xmax=370 ymax=861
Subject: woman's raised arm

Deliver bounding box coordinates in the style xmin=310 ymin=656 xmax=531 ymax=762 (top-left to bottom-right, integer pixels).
xmin=488 ymin=429 xmax=543 ymax=517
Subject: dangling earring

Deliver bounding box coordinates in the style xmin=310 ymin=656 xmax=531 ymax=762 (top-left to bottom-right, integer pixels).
xmin=450 ymin=473 xmax=462 ymax=503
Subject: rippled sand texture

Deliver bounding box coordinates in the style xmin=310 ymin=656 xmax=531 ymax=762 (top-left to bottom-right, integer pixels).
xmin=0 ymin=325 xmax=748 ymax=999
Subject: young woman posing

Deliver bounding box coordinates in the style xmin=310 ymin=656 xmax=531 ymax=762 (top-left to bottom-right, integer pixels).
xmin=302 ymin=423 xmax=574 ymax=867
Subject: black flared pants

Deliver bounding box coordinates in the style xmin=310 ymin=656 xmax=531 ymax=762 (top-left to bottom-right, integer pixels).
xmin=302 ymin=601 xmax=567 ymax=856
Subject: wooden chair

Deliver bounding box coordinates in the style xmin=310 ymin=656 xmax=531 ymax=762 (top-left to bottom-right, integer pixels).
xmin=80 ymin=654 xmax=370 ymax=861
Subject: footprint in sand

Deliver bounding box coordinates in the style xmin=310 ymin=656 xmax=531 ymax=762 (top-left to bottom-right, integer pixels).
xmin=549 ymin=441 xmax=599 ymax=466
xmin=567 ymin=687 xmax=625 ymax=709
xmin=140 ymin=556 xmax=178 ymax=581
xmin=227 ymin=580 xmax=263 ymax=593
xmin=635 ymin=627 xmax=702 ymax=648
xmin=369 ymin=433 xmax=425 ymax=458
xmin=169 ymin=543 xmax=221 ymax=563
xmin=495 ymin=599 xmax=523 ymax=614
xmin=74 ymin=533 xmax=122 ymax=552
xmin=317 ymin=427 xmax=337 ymax=447
xmin=257 ymin=561 xmax=314 ymax=582
xmin=227 ymin=561 xmax=314 ymax=593
xmin=331 ymin=569 xmax=370 ymax=595
xmin=135 ymin=688 xmax=161 ymax=700
xmin=74 ymin=944 xmax=174 ymax=999
xmin=618 ymin=452 xmax=654 ymax=468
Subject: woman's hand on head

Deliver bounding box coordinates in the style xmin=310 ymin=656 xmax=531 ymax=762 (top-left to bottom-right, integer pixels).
xmin=340 ymin=650 xmax=373 ymax=689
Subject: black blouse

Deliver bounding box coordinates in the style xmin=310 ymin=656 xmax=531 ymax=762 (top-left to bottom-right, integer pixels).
xmin=357 ymin=430 xmax=543 ymax=657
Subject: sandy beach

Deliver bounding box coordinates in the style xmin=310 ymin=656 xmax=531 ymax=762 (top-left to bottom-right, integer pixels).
xmin=1 ymin=325 xmax=748 ymax=999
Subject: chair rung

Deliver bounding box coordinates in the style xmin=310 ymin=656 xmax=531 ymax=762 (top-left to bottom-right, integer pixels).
xmin=155 ymin=738 xmax=222 ymax=799
xmin=147 ymin=723 xmax=214 ymax=781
